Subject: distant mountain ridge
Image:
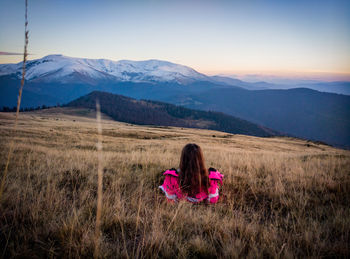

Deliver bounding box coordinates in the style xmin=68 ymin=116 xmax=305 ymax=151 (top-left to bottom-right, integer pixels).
xmin=0 ymin=54 xmax=242 ymax=110
xmin=1 ymin=54 xmax=349 ymax=94
xmin=0 ymin=54 xmax=210 ymax=85
xmin=66 ymin=91 xmax=278 ymax=137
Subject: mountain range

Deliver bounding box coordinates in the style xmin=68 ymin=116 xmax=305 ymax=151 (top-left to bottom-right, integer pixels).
xmin=0 ymin=54 xmax=210 ymax=85
xmin=1 ymin=54 xmax=349 ymax=148
xmin=1 ymin=54 xmax=349 ymax=94
xmin=0 ymin=54 xmax=237 ymax=108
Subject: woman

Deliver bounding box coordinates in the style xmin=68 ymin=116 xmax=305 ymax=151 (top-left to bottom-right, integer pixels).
xmin=159 ymin=143 xmax=224 ymax=203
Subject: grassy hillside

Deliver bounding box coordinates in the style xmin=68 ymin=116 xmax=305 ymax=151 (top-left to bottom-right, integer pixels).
xmin=66 ymin=91 xmax=277 ymax=137
xmin=0 ymin=108 xmax=349 ymax=258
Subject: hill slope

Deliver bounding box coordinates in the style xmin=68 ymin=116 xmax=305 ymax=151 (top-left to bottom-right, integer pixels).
xmin=66 ymin=91 xmax=277 ymax=137
xmin=175 ymin=87 xmax=350 ymax=148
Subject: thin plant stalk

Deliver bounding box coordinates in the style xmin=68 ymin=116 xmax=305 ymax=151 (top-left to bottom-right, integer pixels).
xmin=94 ymin=99 xmax=104 ymax=258
xmin=0 ymin=0 xmax=29 ymax=201
xmin=132 ymin=180 xmax=143 ymax=258
xmin=119 ymin=216 xmax=129 ymax=259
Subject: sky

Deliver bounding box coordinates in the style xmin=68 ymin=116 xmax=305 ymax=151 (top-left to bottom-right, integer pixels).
xmin=0 ymin=0 xmax=350 ymax=80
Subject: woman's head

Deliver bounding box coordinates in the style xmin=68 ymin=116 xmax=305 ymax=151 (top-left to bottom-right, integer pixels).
xmin=179 ymin=143 xmax=209 ymax=196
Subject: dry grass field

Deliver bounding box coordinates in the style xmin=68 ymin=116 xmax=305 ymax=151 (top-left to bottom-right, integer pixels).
xmin=0 ymin=107 xmax=349 ymax=258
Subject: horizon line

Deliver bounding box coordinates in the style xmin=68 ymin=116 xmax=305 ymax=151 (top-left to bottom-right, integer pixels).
xmin=1 ymin=53 xmax=349 ymax=81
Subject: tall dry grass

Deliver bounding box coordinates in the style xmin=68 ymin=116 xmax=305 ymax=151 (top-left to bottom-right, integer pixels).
xmin=94 ymin=100 xmax=104 ymax=258
xmin=0 ymin=109 xmax=349 ymax=258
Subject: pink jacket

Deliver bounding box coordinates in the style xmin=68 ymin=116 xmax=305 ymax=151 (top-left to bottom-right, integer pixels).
xmin=159 ymin=168 xmax=224 ymax=203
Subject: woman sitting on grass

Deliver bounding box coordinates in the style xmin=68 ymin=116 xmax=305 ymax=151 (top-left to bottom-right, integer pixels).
xmin=159 ymin=143 xmax=223 ymax=203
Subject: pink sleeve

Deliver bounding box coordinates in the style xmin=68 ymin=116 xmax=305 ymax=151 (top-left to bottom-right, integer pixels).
xmin=208 ymin=180 xmax=220 ymax=203
xmin=159 ymin=175 xmax=181 ymax=202
xmin=208 ymin=170 xmax=224 ymax=203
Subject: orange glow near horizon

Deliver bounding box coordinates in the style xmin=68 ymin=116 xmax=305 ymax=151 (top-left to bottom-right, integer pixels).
xmin=198 ymin=68 xmax=350 ymax=81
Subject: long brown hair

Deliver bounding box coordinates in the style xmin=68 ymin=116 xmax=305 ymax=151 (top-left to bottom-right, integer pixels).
xmin=179 ymin=143 xmax=209 ymax=196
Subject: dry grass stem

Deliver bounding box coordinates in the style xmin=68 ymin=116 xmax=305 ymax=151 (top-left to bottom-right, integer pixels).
xmin=94 ymin=100 xmax=104 ymax=258
xmin=0 ymin=0 xmax=29 ymax=201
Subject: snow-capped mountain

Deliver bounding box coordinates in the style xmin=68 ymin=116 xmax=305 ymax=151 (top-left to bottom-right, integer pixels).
xmin=0 ymin=54 xmax=210 ymax=85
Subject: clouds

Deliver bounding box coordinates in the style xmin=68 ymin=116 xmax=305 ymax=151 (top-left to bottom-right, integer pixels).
xmin=0 ymin=52 xmax=23 ymax=56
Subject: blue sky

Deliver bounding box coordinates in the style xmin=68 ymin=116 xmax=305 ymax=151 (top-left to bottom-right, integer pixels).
xmin=0 ymin=0 xmax=349 ymax=79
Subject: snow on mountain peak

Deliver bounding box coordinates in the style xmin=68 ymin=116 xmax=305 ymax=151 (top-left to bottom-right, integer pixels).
xmin=0 ymin=54 xmax=209 ymax=84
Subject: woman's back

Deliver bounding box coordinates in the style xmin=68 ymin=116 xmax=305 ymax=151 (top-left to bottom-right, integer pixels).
xmin=159 ymin=144 xmax=224 ymax=203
